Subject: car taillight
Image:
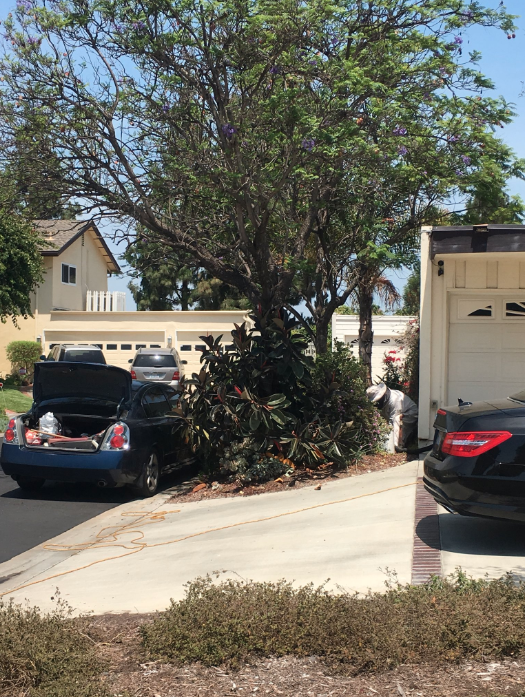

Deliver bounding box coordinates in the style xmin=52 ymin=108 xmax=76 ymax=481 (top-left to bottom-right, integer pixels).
xmin=437 ymin=409 xmax=447 ymax=416
xmin=4 ymin=418 xmax=19 ymax=444
xmin=172 ymin=370 xmax=180 ymax=381
xmin=442 ymin=431 xmax=512 ymax=457
xmin=131 ymin=369 xmax=137 ymax=379
xmin=101 ymin=422 xmax=130 ymax=451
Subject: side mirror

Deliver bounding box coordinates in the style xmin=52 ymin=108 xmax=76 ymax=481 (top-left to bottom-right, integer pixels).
xmin=39 ymin=355 xmax=46 ymax=361
xmin=128 ymin=359 xmax=133 ymax=363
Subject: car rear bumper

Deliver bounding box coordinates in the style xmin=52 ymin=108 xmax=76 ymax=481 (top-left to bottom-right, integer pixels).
xmin=0 ymin=442 xmax=137 ymax=486
xmin=424 ymin=454 xmax=525 ymax=523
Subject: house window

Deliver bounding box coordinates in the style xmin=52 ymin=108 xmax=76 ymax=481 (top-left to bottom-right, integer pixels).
xmin=180 ymin=345 xmax=191 ymax=351
xmin=106 ymin=344 xmax=117 ymax=350
xmin=195 ymin=345 xmax=206 ymax=351
xmin=150 ymin=344 xmax=161 ymax=348
xmin=61 ymin=263 xmax=77 ymax=285
xmin=121 ymin=344 xmax=132 ymax=350
xmin=506 ymin=302 xmax=525 ymax=317
xmin=381 ymin=339 xmax=391 ymax=344
xmin=135 ymin=344 xmax=147 ymax=349
xmin=467 ymin=305 xmax=492 ymax=317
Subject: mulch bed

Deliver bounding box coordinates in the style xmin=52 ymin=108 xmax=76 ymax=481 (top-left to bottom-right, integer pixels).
xmin=167 ymin=453 xmax=408 ymax=504
xmin=90 ymin=614 xmax=525 ymax=697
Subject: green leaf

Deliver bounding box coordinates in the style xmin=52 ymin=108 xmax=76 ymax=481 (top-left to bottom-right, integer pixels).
xmin=249 ymin=411 xmax=261 ymax=430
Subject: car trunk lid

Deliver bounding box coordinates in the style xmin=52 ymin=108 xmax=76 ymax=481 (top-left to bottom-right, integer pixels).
xmin=33 ymin=362 xmax=132 ymax=407
xmin=432 ymin=399 xmax=514 ymax=460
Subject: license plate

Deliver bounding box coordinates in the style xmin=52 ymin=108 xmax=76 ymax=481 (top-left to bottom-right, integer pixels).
xmin=146 ymin=373 xmax=164 ymax=379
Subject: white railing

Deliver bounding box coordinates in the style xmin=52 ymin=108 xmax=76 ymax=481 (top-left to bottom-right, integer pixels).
xmin=304 ymin=342 xmax=316 ymax=358
xmin=86 ymin=290 xmax=126 ymax=312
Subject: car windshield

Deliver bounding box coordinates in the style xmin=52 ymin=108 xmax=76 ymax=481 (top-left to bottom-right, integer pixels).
xmin=509 ymin=390 xmax=525 ymax=403
xmin=133 ymin=354 xmax=176 ymax=367
xmin=65 ymin=350 xmax=105 ymax=363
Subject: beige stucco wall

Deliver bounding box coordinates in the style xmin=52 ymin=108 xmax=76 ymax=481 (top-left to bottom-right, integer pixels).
xmin=50 ymin=230 xmax=108 ymax=311
xmin=0 ymin=310 xmax=251 ymax=376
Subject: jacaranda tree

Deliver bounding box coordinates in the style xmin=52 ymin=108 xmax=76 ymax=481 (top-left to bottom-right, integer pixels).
xmin=0 ymin=0 xmax=518 ymax=348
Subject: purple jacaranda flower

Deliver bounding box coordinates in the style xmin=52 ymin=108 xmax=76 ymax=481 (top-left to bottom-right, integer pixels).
xmin=448 ymin=135 xmax=460 ymax=143
xmin=114 ymin=23 xmax=124 ymax=32
xmin=132 ymin=20 xmax=146 ymax=31
xmin=465 ymin=10 xmax=474 ymax=20
xmin=393 ymin=126 xmax=407 ymax=136
xmin=461 ymin=155 xmax=471 ymax=165
xmin=26 ymin=36 xmax=40 ymax=45
xmin=455 ymin=169 xmax=464 ymax=176
xmin=221 ymin=123 xmax=237 ymax=139
xmin=397 ymin=145 xmax=408 ymax=156
xmin=269 ymin=65 xmax=281 ymax=75
xmin=16 ymin=0 xmax=32 ymax=12
xmin=439 ymin=66 xmax=446 ymax=74
xmin=302 ymin=138 xmax=315 ymax=152
xmin=454 ymin=35 xmax=463 ymax=44
xmin=162 ymin=104 xmax=170 ymax=112
xmin=308 ymin=60 xmax=316 ymax=66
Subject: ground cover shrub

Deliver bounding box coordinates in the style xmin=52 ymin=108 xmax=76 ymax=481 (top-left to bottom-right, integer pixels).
xmin=5 ymin=341 xmax=42 ymax=384
xmin=0 ymin=600 xmax=108 ymax=697
xmin=174 ymin=308 xmax=386 ymax=481
xmin=142 ymin=572 xmax=525 ymax=673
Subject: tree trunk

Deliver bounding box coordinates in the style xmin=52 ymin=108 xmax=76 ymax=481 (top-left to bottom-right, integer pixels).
xmin=314 ymin=318 xmax=330 ymax=355
xmin=358 ymin=283 xmax=374 ymax=385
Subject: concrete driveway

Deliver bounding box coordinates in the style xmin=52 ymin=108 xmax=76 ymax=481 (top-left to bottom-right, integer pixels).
xmin=0 ymin=462 xmax=418 ymax=614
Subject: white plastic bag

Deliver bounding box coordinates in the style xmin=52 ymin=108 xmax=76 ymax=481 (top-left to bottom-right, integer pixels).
xmin=39 ymin=412 xmax=59 ymax=434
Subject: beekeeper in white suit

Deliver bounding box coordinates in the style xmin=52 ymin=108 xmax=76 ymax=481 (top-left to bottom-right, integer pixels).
xmin=366 ymin=382 xmax=418 ymax=452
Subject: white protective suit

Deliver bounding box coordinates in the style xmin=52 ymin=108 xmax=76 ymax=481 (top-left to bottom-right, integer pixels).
xmin=366 ymin=382 xmax=418 ymax=451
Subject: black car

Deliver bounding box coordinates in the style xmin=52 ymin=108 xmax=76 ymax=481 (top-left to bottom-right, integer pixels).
xmin=424 ymin=389 xmax=525 ymax=522
xmin=1 ymin=362 xmax=194 ymax=497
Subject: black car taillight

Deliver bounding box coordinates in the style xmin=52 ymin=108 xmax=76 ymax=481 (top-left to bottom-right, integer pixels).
xmin=442 ymin=431 xmax=512 ymax=457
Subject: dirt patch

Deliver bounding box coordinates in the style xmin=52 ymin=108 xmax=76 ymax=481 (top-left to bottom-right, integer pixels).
xmin=88 ymin=614 xmax=525 ymax=697
xmin=168 ymin=452 xmax=407 ymax=504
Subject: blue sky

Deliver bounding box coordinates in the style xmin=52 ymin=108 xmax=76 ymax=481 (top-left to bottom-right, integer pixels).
xmin=1 ymin=0 xmax=524 ymax=309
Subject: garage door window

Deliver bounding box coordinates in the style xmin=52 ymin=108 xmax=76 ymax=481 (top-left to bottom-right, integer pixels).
xmin=506 ymin=302 xmax=525 ymax=317
xmin=468 ymin=305 xmax=492 ymax=317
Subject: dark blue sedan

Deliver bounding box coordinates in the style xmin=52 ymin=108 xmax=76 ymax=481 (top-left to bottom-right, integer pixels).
xmin=1 ymin=362 xmax=194 ymax=497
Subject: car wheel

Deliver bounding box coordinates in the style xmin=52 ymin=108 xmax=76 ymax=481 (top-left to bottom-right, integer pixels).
xmin=133 ymin=452 xmax=160 ymax=498
xmin=16 ymin=476 xmax=46 ymax=491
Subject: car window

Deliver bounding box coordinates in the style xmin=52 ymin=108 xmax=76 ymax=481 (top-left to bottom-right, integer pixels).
xmin=65 ymin=349 xmax=105 ymax=363
xmin=164 ymin=386 xmax=180 ymax=411
xmin=133 ymin=354 xmax=176 ymax=367
xmin=142 ymin=386 xmax=171 ymax=418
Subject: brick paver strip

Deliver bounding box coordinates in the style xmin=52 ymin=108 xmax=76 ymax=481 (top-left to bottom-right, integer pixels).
xmin=412 ymin=477 xmax=442 ymax=584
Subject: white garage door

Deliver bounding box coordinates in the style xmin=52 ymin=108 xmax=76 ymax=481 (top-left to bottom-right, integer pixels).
xmin=448 ymin=296 xmax=525 ymax=404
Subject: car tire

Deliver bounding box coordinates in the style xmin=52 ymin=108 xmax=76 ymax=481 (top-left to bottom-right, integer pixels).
xmin=16 ymin=476 xmax=46 ymax=491
xmin=132 ymin=452 xmax=160 ymax=498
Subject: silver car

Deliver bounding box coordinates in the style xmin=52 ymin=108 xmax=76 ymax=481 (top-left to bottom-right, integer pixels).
xmin=129 ymin=348 xmax=185 ymax=390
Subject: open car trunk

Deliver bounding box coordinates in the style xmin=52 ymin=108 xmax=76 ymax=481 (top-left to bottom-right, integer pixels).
xmin=20 ymin=413 xmax=117 ymax=451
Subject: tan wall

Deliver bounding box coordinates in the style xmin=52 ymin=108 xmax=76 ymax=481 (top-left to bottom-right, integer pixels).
xmin=49 ymin=229 xmax=108 ymax=311
xmin=0 ymin=315 xmax=38 ymax=377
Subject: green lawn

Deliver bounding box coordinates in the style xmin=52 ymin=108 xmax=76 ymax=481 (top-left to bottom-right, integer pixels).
xmin=0 ymin=387 xmax=33 ymax=415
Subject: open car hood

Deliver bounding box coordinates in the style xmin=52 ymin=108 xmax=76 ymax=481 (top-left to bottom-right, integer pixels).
xmin=33 ymin=362 xmax=132 ymax=406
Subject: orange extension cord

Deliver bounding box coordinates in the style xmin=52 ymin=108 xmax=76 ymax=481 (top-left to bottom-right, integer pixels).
xmin=0 ymin=481 xmax=416 ymax=598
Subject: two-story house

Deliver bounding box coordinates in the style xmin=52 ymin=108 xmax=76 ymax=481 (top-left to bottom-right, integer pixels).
xmin=1 ymin=219 xmax=249 ymax=376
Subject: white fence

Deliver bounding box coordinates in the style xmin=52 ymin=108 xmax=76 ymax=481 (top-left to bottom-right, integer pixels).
xmin=86 ymin=291 xmax=126 ymax=312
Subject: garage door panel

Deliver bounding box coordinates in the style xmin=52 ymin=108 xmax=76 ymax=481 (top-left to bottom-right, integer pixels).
xmin=448 ymin=295 xmax=525 ymax=404
xmin=502 ymin=324 xmax=525 ymax=349
xmin=500 ymin=355 xmax=525 ymax=381
xmin=448 ymin=324 xmax=498 ymax=352
xmin=448 ymin=352 xmax=499 ymax=383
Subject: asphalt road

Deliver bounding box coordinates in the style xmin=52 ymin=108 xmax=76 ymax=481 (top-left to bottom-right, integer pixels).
xmin=0 ymin=468 xmax=133 ymax=565
xmin=0 ymin=446 xmax=197 ymax=565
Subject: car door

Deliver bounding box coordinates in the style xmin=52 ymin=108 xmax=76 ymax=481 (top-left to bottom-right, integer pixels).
xmin=141 ymin=386 xmax=173 ymax=470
